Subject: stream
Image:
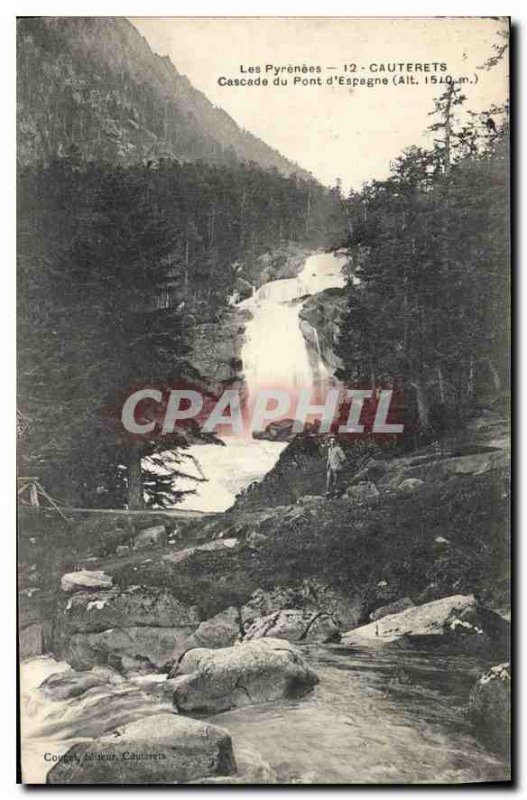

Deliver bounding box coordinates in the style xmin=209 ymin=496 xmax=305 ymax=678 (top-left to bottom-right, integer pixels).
xmin=20 ymin=644 xmax=508 ymax=784
xmin=207 ymin=644 xmax=508 ymax=784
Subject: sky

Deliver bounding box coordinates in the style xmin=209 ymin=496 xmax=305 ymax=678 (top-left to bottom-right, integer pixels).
xmin=130 ymin=17 xmax=508 ymax=191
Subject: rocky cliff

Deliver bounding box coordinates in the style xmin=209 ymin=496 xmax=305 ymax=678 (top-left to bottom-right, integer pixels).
xmin=299 ymin=287 xmax=347 ymax=371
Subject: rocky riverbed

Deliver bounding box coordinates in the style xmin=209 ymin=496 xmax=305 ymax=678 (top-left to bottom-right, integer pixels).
xmin=18 ymin=411 xmax=511 ymax=783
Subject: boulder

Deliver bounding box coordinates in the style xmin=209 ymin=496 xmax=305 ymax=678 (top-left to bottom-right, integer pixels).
xmin=57 ymin=586 xmax=200 ymax=634
xmin=240 ymin=582 xmax=363 ymax=631
xmin=344 ymin=481 xmax=380 ymax=503
xmin=46 ymin=713 xmax=236 ymax=784
xmin=170 ymin=648 xmax=212 ymax=677
xmin=446 ymin=451 xmax=508 ymax=476
xmin=468 ymin=662 xmax=510 ymax=755
xmin=369 ymin=597 xmax=415 ymax=622
xmin=190 ymin=607 xmax=241 ymax=650
xmin=61 ymin=570 xmax=113 ymax=593
xmin=296 ymin=494 xmax=323 ymax=507
xmin=163 ymin=538 xmax=238 ymax=565
xmin=172 ymin=638 xmax=319 ymax=713
xmin=189 ymin=748 xmax=278 ymax=784
xmin=246 ymin=531 xmax=268 ymax=548
xmin=348 ymin=458 xmax=388 ymax=485
xmin=243 ymin=609 xmax=340 ymax=644
xmin=253 ymin=418 xmax=296 ymax=442
xmin=58 ymin=626 xmax=196 ymax=674
xmin=19 ymin=622 xmax=44 ymax=659
xmin=342 ymin=594 xmax=510 ymax=652
xmin=133 ymin=525 xmax=167 ymax=550
xmin=39 ymin=667 xmax=122 ymax=700
xmin=397 ymin=478 xmax=424 ymax=492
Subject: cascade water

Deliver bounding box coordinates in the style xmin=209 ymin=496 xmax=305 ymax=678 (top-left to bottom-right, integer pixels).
xmin=173 ymin=251 xmax=347 ymax=512
xmin=239 ymin=251 xmax=346 ymax=402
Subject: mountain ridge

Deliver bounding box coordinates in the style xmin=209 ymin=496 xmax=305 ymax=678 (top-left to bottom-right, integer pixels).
xmin=17 ymin=17 xmax=312 ymax=179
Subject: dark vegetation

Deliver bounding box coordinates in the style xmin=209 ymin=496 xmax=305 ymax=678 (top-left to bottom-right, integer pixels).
xmin=88 ymin=467 xmax=510 ymax=622
xmin=336 ymin=81 xmax=510 ymax=436
xmin=17 ymin=16 xmax=346 ymax=510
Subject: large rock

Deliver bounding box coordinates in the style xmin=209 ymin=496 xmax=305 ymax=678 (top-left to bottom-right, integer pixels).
xmin=243 ymin=609 xmax=340 ymax=644
xmin=53 ymin=584 xmax=235 ymax=676
xmin=240 ymin=582 xmax=363 ymax=631
xmin=348 ymin=458 xmax=388 ymax=485
xmin=19 ymin=622 xmax=45 ymax=659
xmin=171 ymin=638 xmax=319 ymax=713
xmin=162 ymin=538 xmax=238 ymax=565
xmin=61 ymin=570 xmax=113 ymax=593
xmin=446 ymin=451 xmax=509 ymax=476
xmin=468 ymin=662 xmax=511 ymax=755
xmin=39 ymin=666 xmax=123 ymax=700
xmin=170 ymin=648 xmax=213 ymax=677
xmin=58 ymin=626 xmax=196 ymax=674
xmin=57 ymin=586 xmax=200 ymax=634
xmin=344 ymin=481 xmax=380 ymax=503
xmin=164 ymin=608 xmax=241 ymax=667
xmin=189 ymin=748 xmax=278 ymax=784
xmin=46 ymin=713 xmax=236 ymax=784
xmin=188 ymin=607 xmax=241 ymax=650
xmin=342 ymin=594 xmax=510 ymax=652
xmin=298 ymin=287 xmax=347 ymax=370
xmin=252 ymin=419 xmax=296 ymax=442
xmin=369 ymin=597 xmax=414 ymax=622
xmin=133 ymin=525 xmax=167 ymax=550
xmin=397 ymin=478 xmax=424 ymax=492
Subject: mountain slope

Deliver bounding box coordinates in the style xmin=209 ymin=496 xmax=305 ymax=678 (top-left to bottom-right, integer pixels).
xmin=17 ymin=17 xmax=309 ymax=177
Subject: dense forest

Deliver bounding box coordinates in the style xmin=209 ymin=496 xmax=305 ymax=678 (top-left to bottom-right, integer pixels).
xmin=17 ymin=157 xmax=345 ymax=509
xmin=336 ymin=81 xmax=510 ymax=437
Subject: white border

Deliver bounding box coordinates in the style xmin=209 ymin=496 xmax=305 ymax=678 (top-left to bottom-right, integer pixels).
xmin=1 ymin=1 xmax=522 ymax=796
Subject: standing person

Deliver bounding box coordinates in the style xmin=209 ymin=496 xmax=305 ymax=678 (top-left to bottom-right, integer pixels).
xmin=326 ymin=435 xmax=346 ymax=496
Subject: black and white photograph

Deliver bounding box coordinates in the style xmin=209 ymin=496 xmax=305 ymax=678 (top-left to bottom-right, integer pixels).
xmin=15 ymin=12 xmax=511 ymax=785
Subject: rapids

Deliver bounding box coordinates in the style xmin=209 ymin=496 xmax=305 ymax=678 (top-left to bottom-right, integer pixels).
xmin=20 ymin=644 xmax=509 ymax=784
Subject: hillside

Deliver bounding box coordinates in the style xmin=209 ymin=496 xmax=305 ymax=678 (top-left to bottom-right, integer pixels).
xmin=17 ymin=17 xmax=309 ymax=177
xmin=19 ymin=411 xmax=510 ymax=688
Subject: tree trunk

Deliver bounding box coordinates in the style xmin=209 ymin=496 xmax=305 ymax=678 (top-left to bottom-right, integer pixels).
xmin=413 ymin=377 xmax=430 ymax=428
xmin=184 ymin=232 xmax=189 ymax=289
xmin=467 ymin=356 xmax=475 ymax=399
xmin=305 ymin=189 xmax=311 ymax=235
xmin=487 ymin=359 xmax=502 ymax=393
xmin=444 ymin=83 xmax=453 ymax=176
xmin=209 ymin=205 xmax=216 ymax=248
xmin=437 ymin=365 xmax=445 ymax=403
xmin=127 ymin=446 xmax=144 ymax=510
xmin=369 ymin=355 xmax=376 ymax=393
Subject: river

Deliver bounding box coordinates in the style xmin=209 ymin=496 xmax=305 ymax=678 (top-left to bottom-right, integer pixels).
xmin=174 ymin=251 xmax=347 ymax=512
xmin=20 ymin=644 xmax=508 ymax=784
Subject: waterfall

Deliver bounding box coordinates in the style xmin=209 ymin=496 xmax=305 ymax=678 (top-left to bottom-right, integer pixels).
xmin=175 ymin=251 xmax=347 ymax=511
xmin=239 ymin=252 xmax=346 ymax=403
xmin=313 ymin=327 xmax=322 ymax=356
